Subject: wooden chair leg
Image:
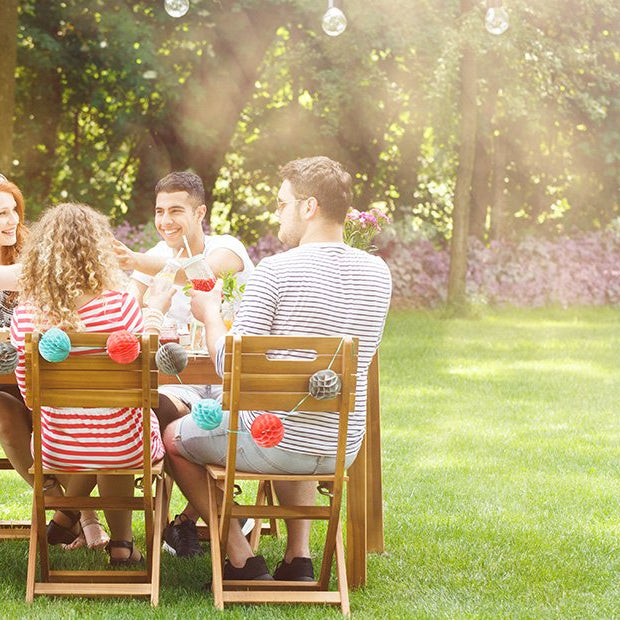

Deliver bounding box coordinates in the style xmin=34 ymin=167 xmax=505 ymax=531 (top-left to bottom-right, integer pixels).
xmin=335 ymin=519 xmax=350 ymax=618
xmin=318 ymin=504 xmax=341 ymax=591
xmin=207 ymin=475 xmax=224 ymax=611
xmin=250 ymin=480 xmax=280 ymax=552
xmin=264 ymin=479 xmax=281 ymax=539
xmin=25 ymin=502 xmax=38 ymax=603
xmin=35 ymin=498 xmax=50 ymax=582
xmin=150 ymin=474 xmax=166 ymax=606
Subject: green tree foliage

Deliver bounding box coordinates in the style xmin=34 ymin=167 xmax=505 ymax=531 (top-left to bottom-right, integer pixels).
xmin=7 ymin=0 xmax=620 ymax=242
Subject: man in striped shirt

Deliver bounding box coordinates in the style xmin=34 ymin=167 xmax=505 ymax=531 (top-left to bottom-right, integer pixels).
xmin=164 ymin=156 xmax=392 ymax=581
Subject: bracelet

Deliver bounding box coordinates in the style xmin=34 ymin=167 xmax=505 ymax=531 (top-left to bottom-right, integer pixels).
xmin=143 ymin=308 xmax=164 ymax=322
xmin=142 ymin=308 xmax=165 ymax=334
xmin=143 ymin=321 xmax=162 ymax=334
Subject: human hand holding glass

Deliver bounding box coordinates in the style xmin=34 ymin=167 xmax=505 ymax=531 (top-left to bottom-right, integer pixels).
xmin=144 ymin=259 xmax=180 ymax=312
xmin=182 ymin=255 xmax=216 ymax=292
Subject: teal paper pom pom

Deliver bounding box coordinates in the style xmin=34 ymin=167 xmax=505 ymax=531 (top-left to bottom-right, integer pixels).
xmin=39 ymin=328 xmax=71 ymax=363
xmin=192 ymin=398 xmax=223 ymax=430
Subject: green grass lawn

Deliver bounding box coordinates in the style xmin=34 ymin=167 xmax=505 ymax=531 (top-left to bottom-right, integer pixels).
xmin=1 ymin=308 xmax=619 ymax=618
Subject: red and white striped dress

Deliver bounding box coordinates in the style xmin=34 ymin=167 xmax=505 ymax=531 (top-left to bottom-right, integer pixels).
xmin=10 ymin=290 xmax=165 ymax=471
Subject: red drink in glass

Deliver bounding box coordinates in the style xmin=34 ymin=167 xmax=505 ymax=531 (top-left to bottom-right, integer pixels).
xmin=191 ymin=277 xmax=216 ymax=292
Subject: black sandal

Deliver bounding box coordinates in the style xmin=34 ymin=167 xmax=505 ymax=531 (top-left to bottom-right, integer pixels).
xmin=46 ymin=510 xmax=81 ymax=546
xmin=105 ymin=539 xmax=144 ymax=567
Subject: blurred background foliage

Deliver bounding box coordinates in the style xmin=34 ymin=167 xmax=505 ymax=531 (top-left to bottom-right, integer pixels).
xmin=1 ymin=0 xmax=619 ymax=245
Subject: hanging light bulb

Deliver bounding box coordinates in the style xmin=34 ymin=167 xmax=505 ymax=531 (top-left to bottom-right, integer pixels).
xmin=164 ymin=0 xmax=189 ymax=19
xmin=485 ymin=1 xmax=509 ymax=35
xmin=322 ymin=0 xmax=347 ymax=37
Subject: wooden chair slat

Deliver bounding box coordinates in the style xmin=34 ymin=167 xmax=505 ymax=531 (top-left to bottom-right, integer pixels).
xmin=34 ymin=369 xmax=158 ymax=390
xmin=229 ymin=392 xmax=354 ymax=412
xmin=236 ymin=356 xmax=345 ymax=375
xmin=225 ymin=334 xmax=350 ymax=353
xmin=221 ymin=372 xmax=351 ymax=393
xmin=34 ymin=389 xmax=159 ymax=409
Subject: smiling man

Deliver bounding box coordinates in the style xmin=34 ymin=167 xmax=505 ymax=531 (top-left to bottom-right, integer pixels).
xmin=122 ymin=171 xmax=255 ymax=558
xmin=126 ymin=171 xmax=254 ymax=325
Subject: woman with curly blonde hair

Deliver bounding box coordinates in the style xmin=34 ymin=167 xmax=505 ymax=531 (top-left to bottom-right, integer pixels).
xmin=10 ymin=202 xmax=165 ymax=565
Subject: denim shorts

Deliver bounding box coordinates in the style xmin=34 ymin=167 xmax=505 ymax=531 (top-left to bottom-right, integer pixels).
xmin=173 ymin=410 xmax=358 ymax=475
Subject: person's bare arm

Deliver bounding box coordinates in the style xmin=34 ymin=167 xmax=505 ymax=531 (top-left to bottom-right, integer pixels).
xmin=206 ymin=247 xmax=244 ymax=277
xmin=126 ymin=278 xmax=148 ymax=306
xmin=112 ymin=240 xmax=170 ymax=275
xmin=0 ymin=264 xmax=21 ymax=291
xmin=179 ymin=248 xmax=244 ymax=284
xmin=189 ymin=283 xmax=227 ymax=360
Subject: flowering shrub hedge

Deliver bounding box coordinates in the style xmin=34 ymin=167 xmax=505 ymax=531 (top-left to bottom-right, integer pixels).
xmin=375 ymin=232 xmax=620 ymax=308
xmin=113 ymin=222 xmax=620 ymax=308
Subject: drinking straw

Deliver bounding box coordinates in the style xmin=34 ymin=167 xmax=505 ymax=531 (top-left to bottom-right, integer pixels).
xmin=175 ymin=248 xmax=185 ymax=259
xmin=182 ymin=235 xmax=192 ymax=258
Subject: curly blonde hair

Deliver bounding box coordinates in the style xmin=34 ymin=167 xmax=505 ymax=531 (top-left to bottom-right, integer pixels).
xmin=19 ymin=202 xmax=127 ymax=330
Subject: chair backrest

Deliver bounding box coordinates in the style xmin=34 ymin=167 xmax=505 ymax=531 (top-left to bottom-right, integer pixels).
xmin=222 ymin=334 xmax=358 ymax=477
xmin=25 ymin=331 xmax=158 ymax=478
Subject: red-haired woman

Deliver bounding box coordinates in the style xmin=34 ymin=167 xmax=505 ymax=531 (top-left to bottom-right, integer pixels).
xmin=0 ymin=176 xmax=109 ymax=551
xmin=0 ymin=176 xmax=27 ymax=306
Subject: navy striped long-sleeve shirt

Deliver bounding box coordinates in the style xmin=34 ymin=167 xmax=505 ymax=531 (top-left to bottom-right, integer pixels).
xmin=215 ymin=242 xmax=392 ymax=457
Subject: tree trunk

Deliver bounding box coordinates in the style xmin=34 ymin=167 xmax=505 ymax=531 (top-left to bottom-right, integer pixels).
xmin=469 ymin=69 xmax=499 ymax=240
xmin=469 ymin=128 xmax=491 ymax=240
xmin=447 ymin=0 xmax=478 ymax=312
xmin=490 ymin=131 xmax=507 ymax=240
xmin=0 ymin=0 xmax=18 ymax=174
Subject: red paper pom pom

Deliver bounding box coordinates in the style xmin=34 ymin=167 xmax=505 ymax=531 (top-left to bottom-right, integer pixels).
xmin=250 ymin=413 xmax=284 ymax=448
xmin=106 ymin=330 xmax=141 ymax=364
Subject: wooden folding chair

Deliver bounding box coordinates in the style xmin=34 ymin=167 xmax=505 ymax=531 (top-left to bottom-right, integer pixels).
xmin=206 ymin=334 xmax=358 ymax=616
xmin=24 ymin=331 xmax=170 ymax=605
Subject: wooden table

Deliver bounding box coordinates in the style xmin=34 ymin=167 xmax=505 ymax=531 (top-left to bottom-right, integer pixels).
xmin=0 ymin=351 xmax=383 ymax=589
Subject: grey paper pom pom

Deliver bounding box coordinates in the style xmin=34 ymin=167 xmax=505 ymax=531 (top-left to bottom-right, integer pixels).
xmin=308 ymin=369 xmax=342 ymax=400
xmin=0 ymin=342 xmax=18 ymax=374
xmin=155 ymin=342 xmax=188 ymax=375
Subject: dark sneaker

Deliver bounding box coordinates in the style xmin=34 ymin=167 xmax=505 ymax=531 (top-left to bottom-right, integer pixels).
xmin=162 ymin=514 xmax=205 ymax=558
xmin=223 ymin=555 xmax=273 ymax=580
xmin=273 ymin=557 xmax=315 ymax=581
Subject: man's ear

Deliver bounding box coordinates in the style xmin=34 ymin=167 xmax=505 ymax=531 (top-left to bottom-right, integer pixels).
xmin=196 ymin=203 xmax=207 ymax=221
xmin=304 ymin=196 xmax=319 ymax=220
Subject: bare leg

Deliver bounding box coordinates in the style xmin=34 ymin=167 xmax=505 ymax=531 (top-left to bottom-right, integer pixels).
xmin=50 ymin=474 xmax=97 ymax=542
xmin=155 ymin=394 xmax=199 ymax=521
xmin=163 ymin=423 xmax=251 ymax=567
xmin=98 ymin=474 xmax=138 ymax=562
xmin=272 ymin=481 xmax=316 ymax=562
xmin=154 ymin=393 xmax=189 ymax=431
xmin=0 ymin=392 xmax=33 ymax=484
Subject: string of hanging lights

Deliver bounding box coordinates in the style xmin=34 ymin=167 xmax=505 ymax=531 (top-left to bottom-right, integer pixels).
xmin=163 ymin=1 xmax=507 ymax=38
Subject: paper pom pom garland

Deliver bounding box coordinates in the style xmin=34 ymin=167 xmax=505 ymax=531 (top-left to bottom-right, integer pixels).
xmin=156 ymin=342 xmax=188 ymax=375
xmin=192 ymin=398 xmax=223 ymax=430
xmin=0 ymin=342 xmax=18 ymax=373
xmin=36 ymin=328 xmax=146 ymax=366
xmin=308 ymin=368 xmax=342 ymax=400
xmin=250 ymin=413 xmax=285 ymax=448
xmin=158 ymin=338 xmax=346 ymax=451
xmin=106 ymin=330 xmax=141 ymax=364
xmin=39 ymin=327 xmax=71 ymax=362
